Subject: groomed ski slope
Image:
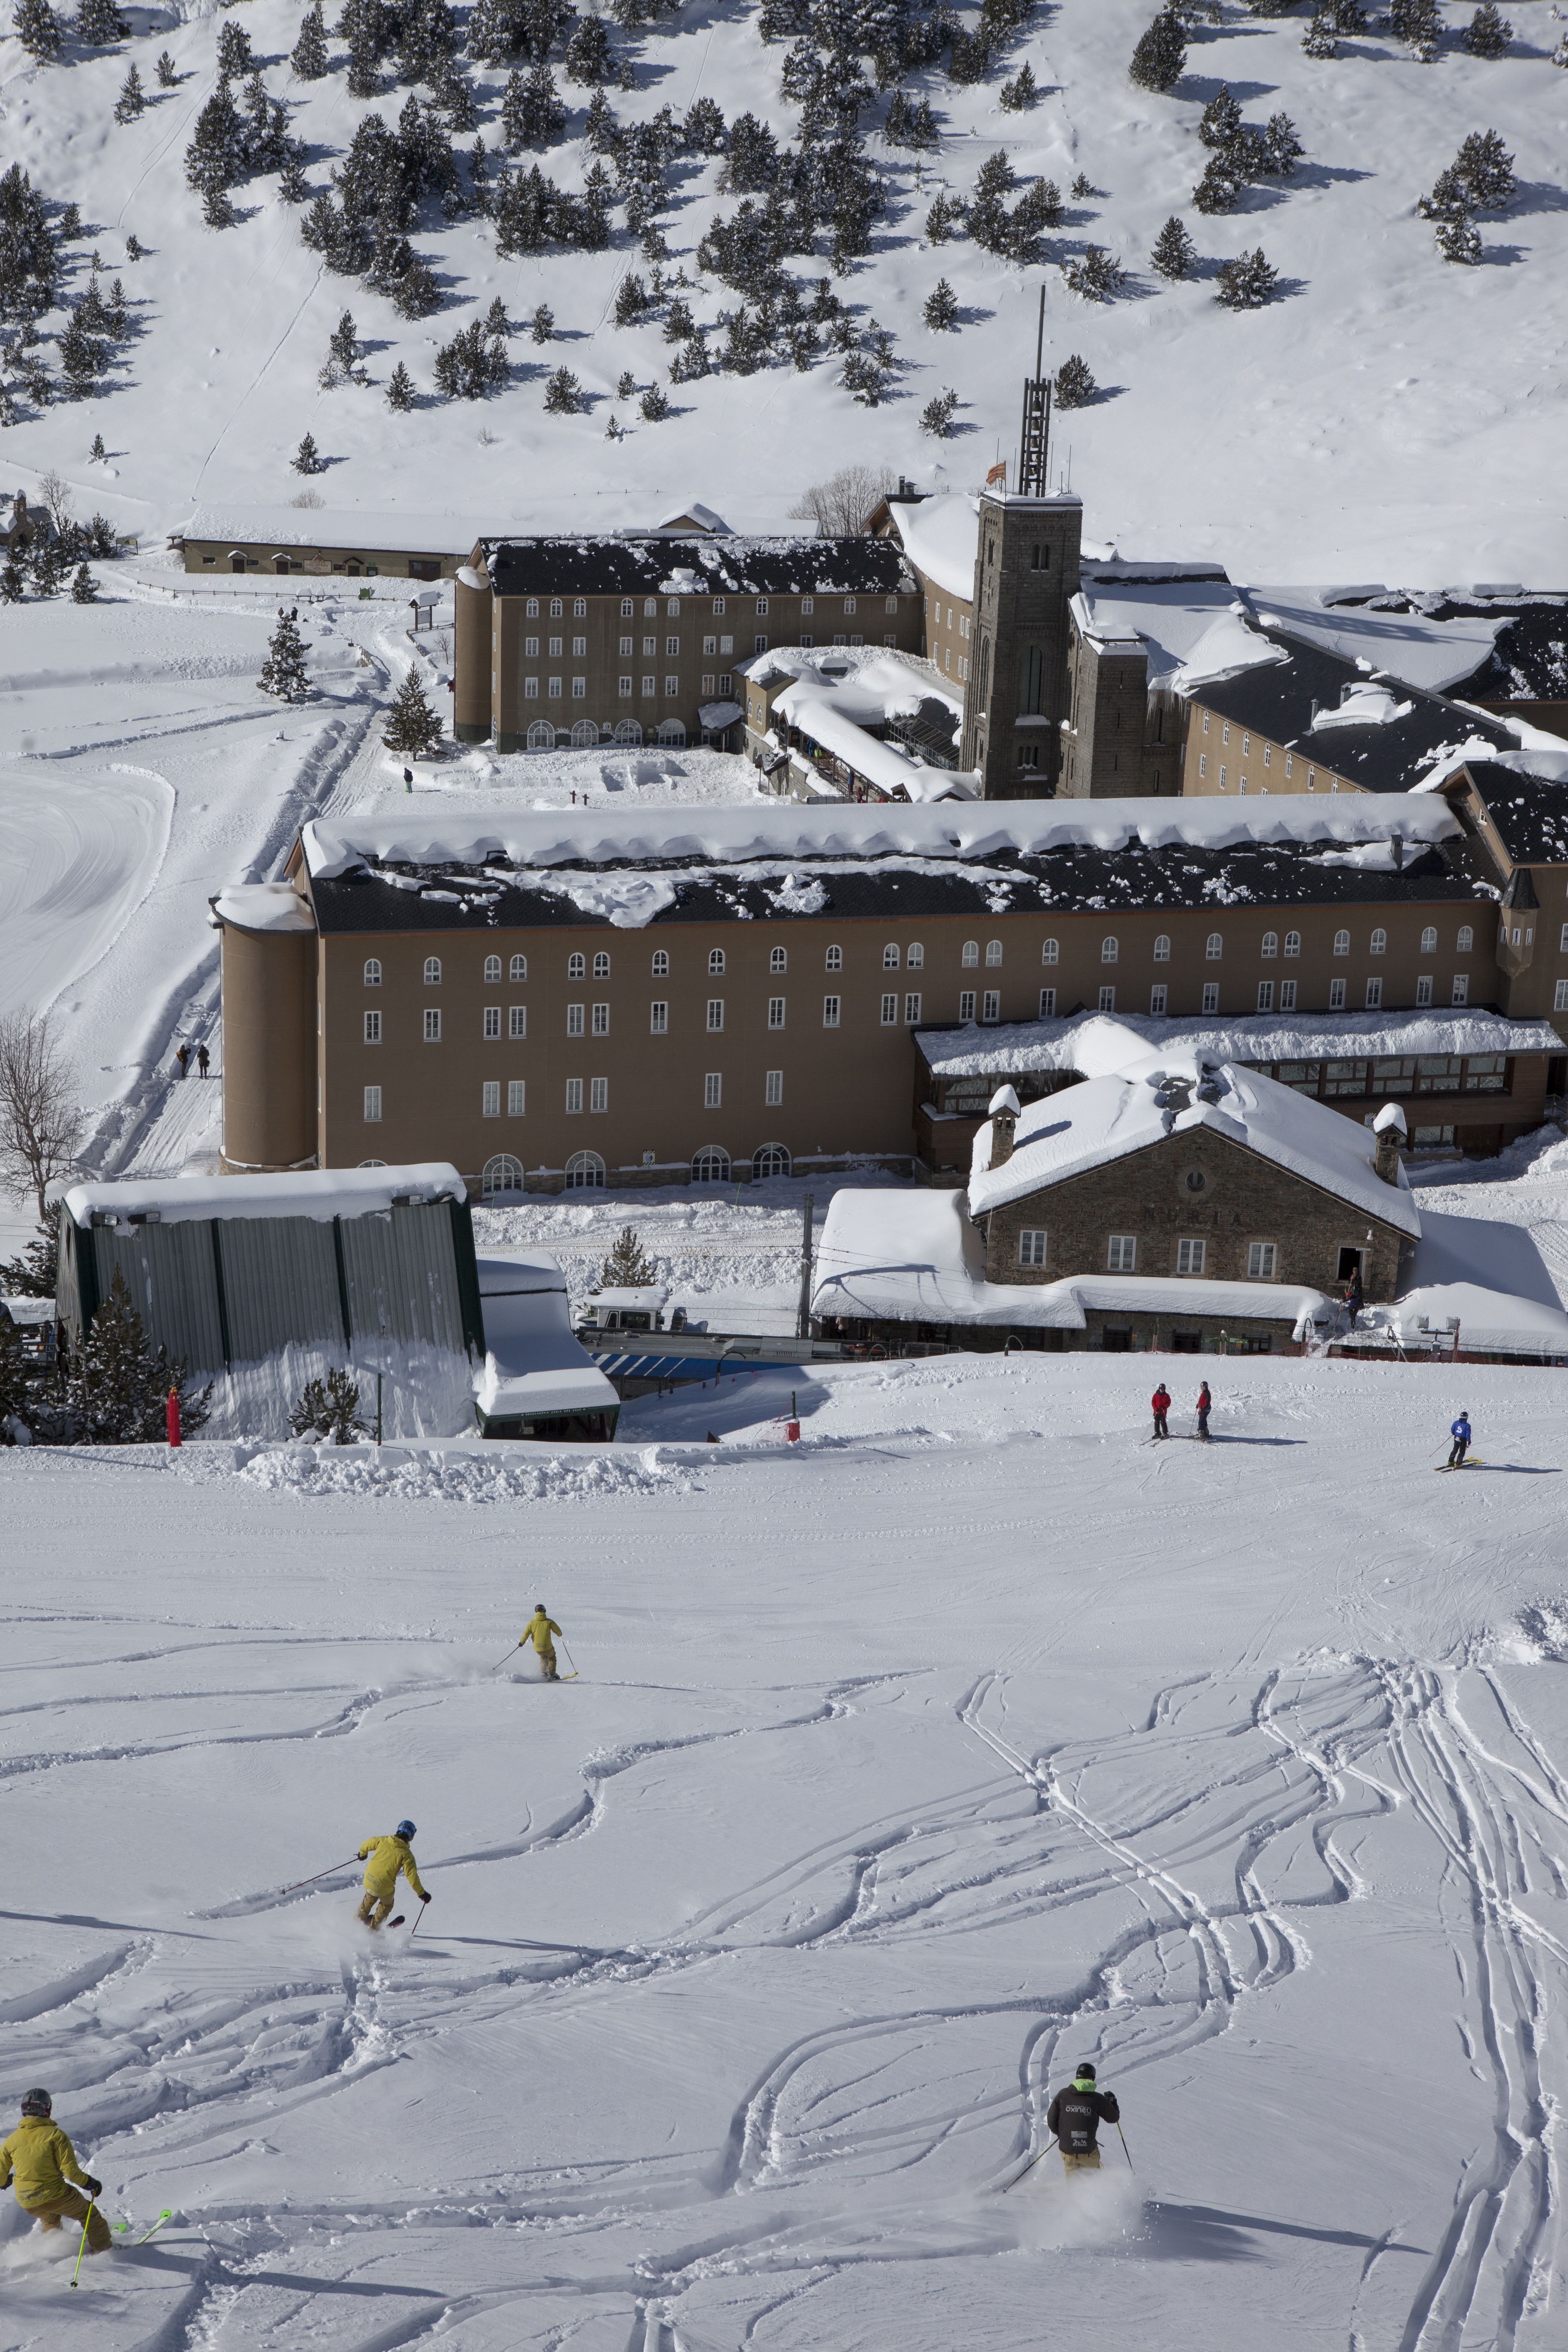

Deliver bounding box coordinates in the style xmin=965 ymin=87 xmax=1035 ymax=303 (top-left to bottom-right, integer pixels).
xmin=4 ymin=1348 xmax=1568 ymax=2350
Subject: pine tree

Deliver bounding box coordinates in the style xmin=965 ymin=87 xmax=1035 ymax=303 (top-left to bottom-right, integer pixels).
xmin=202 ymin=184 xmax=238 ymax=230
xmin=57 ymin=311 xmax=105 ymax=394
xmin=155 ymin=49 xmax=177 ymax=86
xmin=1193 ymin=157 xmax=1240 ymax=214
xmin=291 ymin=2 xmax=329 ymax=77
xmin=1553 ymin=25 xmax=1568 ymax=68
xmin=1063 ymin=244 xmax=1125 ymax=301
xmin=1199 ymin=85 xmax=1241 ymax=150
xmin=1390 ymin=0 xmax=1441 ymax=53
xmin=999 ymin=61 xmax=1036 ymax=111
xmin=70 ymin=560 xmax=97 ymax=601
xmin=1454 ymin=128 xmax=1515 ymax=210
xmin=543 ymin=364 xmax=580 ymax=411
xmin=616 ymin=365 xmax=634 ymax=395
xmin=1215 ymin=245 xmax=1278 ymax=307
xmin=531 ymin=301 xmax=554 ymax=341
xmin=1302 ymin=10 xmax=1337 ymax=56
xmin=1150 ymin=213 xmax=1194 ymax=279
xmin=639 ymin=381 xmax=668 ymax=420
xmin=565 ymin=13 xmax=611 ymax=82
xmin=432 ymin=318 xmax=507 ymax=395
xmin=288 ymin=1367 xmax=367 ymax=1442
xmin=1128 ymin=7 xmax=1186 ymax=93
xmin=663 ymin=294 xmax=694 ymax=342
xmin=383 ymin=666 xmax=443 ymax=753
xmin=125 ymin=230 xmax=144 ymax=258
xmin=920 ymin=386 xmax=957 ymax=435
xmin=598 ymin=1225 xmax=655 ymax=1286
xmin=1435 ymin=210 xmax=1483 ymax=263
xmin=1263 ymin=113 xmax=1303 ymax=177
xmin=67 ymin=1265 xmax=211 ymax=1444
xmin=923 ymin=276 xmax=959 ymax=330
xmin=216 ymin=18 xmax=252 ymax=77
xmin=292 ymin=430 xmax=325 ymax=472
xmin=613 ymin=271 xmax=646 ymax=325
xmin=184 ymin=83 xmax=245 ymax=199
xmin=392 ymin=258 xmax=439 ymax=316
xmin=1 ymin=558 xmax=25 ymax=602
xmin=259 ymin=606 xmax=311 ymax=698
xmin=13 ymin=0 xmax=62 ymax=60
xmin=1053 ymin=352 xmax=1096 ymax=408
xmin=31 ymin=536 xmax=64 ymax=595
xmin=384 ymin=359 xmax=415 ymax=408
xmin=330 ymin=309 xmax=358 ymax=369
xmin=279 ymin=142 xmax=309 ymax=202
xmin=88 ymin=431 xmax=106 ymax=461
xmin=1461 ymin=3 xmax=1510 ymax=57
xmin=113 ymin=62 xmax=145 ymax=123
xmin=0 ymin=1220 xmax=57 ymax=1297
xmin=77 ymin=0 xmax=129 ymax=44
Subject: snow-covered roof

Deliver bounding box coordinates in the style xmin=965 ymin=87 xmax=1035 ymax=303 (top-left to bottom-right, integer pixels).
xmin=811 ymin=1187 xmax=1332 ymax=1333
xmin=885 ymin=494 xmax=980 ymax=603
xmin=917 ymin=1008 xmax=1563 ymax=1081
xmin=651 ymin=503 xmax=731 ymax=535
xmin=211 ymin=882 xmax=315 ymax=934
xmin=62 ymin=1164 xmax=467 ymax=1226
xmin=176 ymin=505 xmax=489 ymax=553
xmin=699 ymin=699 xmax=743 ymax=727
xmin=967 ymin=1042 xmax=1422 ymax=1238
xmin=484 ymin=536 xmax=915 ymax=598
xmin=475 ymin=1250 xmax=568 ymax=1295
xmin=473 ymin=1257 xmax=619 ymax=1420
xmin=771 ymin=652 xmax=978 ymax=802
xmin=1240 ymin=589 xmax=1506 ymax=696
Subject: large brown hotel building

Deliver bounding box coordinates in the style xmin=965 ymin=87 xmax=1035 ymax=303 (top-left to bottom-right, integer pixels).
xmin=214 ymin=782 xmax=1567 ymax=1190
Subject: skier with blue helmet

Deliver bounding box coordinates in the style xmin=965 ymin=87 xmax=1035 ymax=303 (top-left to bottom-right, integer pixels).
xmin=356 ymin=1821 xmax=430 ymax=1928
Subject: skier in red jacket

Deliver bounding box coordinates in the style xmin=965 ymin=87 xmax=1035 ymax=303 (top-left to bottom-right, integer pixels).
xmin=1151 ymin=1382 xmax=1171 ymax=1439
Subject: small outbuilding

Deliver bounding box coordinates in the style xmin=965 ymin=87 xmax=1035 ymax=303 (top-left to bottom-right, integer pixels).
xmin=473 ymin=1253 xmax=619 ymax=1439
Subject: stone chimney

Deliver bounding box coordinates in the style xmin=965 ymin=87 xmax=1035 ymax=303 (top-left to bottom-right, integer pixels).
xmin=988 ymin=1083 xmax=1021 ymax=1169
xmin=1372 ymin=1100 xmax=1407 ymax=1186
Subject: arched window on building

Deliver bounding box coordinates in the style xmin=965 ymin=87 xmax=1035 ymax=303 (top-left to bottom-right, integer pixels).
xmin=481 ymin=1153 xmax=525 ymax=1202
xmin=692 ymin=1145 xmax=730 ymax=1183
xmin=564 ymin=1151 xmax=605 ymax=1190
xmin=752 ymin=1143 xmax=791 ymax=1179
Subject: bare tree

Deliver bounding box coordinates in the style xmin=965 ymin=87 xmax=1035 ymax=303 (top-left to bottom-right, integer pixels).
xmin=787 ymin=462 xmax=897 ymax=538
xmin=36 ymin=469 xmax=75 ymax=539
xmin=0 ymin=1011 xmax=83 ymax=1218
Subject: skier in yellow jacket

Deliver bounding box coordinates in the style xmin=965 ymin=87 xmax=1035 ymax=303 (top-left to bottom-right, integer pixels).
xmin=521 ymin=1604 xmax=562 ymax=1681
xmin=0 ymin=2089 xmax=113 ymax=2253
xmin=356 ymin=1820 xmax=430 ymax=1928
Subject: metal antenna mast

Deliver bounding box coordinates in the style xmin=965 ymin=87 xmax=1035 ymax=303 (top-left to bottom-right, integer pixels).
xmin=1017 ymin=284 xmax=1051 ymax=497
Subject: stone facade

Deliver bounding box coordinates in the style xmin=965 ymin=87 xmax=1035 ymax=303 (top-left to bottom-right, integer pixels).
xmin=960 ymin=492 xmax=1082 ymax=797
xmin=1060 ymin=633 xmax=1184 ymax=799
xmin=977 ymin=1124 xmax=1408 ymax=1304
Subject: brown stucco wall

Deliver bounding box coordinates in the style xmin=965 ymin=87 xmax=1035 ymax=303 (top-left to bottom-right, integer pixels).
xmin=453 ymin=567 xmax=493 ymax=743
xmin=220 ymin=923 xmax=318 ymax=1170
xmin=979 ymin=1124 xmax=1408 ymax=1303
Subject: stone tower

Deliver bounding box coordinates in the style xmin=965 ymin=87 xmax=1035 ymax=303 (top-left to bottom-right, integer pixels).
xmin=959 ymin=308 xmax=1083 ymax=799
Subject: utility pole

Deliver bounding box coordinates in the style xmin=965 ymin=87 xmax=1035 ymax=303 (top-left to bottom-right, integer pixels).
xmin=795 ymin=1191 xmax=815 ymax=1340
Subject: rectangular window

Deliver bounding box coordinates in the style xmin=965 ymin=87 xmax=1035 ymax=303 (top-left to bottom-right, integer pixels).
xmin=1198 ymin=754 xmax=1207 ymax=778
xmin=525 ymin=636 xmax=539 ymax=657
xmin=959 ymin=990 xmax=976 ymax=1021
xmin=1417 ymin=976 xmax=1434 ymax=1007
xmin=567 ymin=1004 xmax=584 ymax=1037
xmin=423 ymin=1008 xmax=441 ymax=1042
xmin=980 ymin=989 xmax=1000 ymax=1022
xmin=1202 ymin=982 xmax=1219 ymax=1014
xmin=508 ymin=1079 xmax=525 ymax=1115
xmin=707 ymin=999 xmax=724 ymax=1032
xmin=756 ymin=598 xmax=769 ymax=615
xmin=754 ymin=635 xmax=768 ymax=654
xmin=1099 ymin=985 xmax=1116 ymax=1013
xmin=1247 ymin=1242 xmax=1277 ymax=1279
xmin=509 ymin=1005 xmax=526 ymax=1039
xmin=482 ymin=1081 xmax=500 ymax=1117
xmin=765 ymin=1069 xmax=782 ymax=1105
xmin=1452 ymin=975 xmax=1469 ymax=1006
xmin=702 ymin=673 xmax=715 ymax=694
xmin=618 ymin=676 xmax=632 ymax=697
xmin=483 ymin=1006 xmax=500 ymax=1039
xmin=823 ymin=995 xmax=841 ymax=1027
xmin=1038 ymin=987 xmax=1056 ymax=1018
xmin=650 ymin=1001 xmax=668 ymax=1033
xmin=363 ymin=1084 xmax=382 ymax=1122
xmin=592 ymin=1003 xmax=609 ymax=1036
xmin=590 ymin=1077 xmax=607 ymax=1112
xmin=1256 ymin=982 xmax=1274 ymax=1013
xmin=524 ymin=677 xmax=539 ymax=699
xmin=703 ymin=635 xmax=717 ymax=655
xmin=881 ymin=992 xmax=897 ymax=1024
xmin=905 ymin=992 xmax=921 ymax=1024
xmin=364 ymin=1010 xmax=381 ymax=1044
xmin=1177 ymin=1238 xmax=1206 ymax=1276
xmin=1018 ymin=1230 xmax=1047 ymax=1268
xmin=548 ymin=677 xmax=562 ymax=699
xmin=704 ymin=1072 xmax=722 ymax=1108
xmin=1329 ymin=977 xmax=1347 ymax=1011
xmin=665 ymin=675 xmax=678 ymax=698
xmin=718 ymin=671 xmax=732 ymax=694
xmin=619 ymin=636 xmax=632 ymax=655
xmin=1365 ymin=978 xmax=1383 ymax=1009
xmin=1149 ymin=985 xmax=1167 ymax=1015
xmin=665 ymin=636 xmax=679 ymax=657
xmin=1280 ymin=980 xmax=1297 ymax=1011
xmin=572 ymin=677 xmax=585 ymax=700
xmin=768 ymin=997 xmax=785 ymax=1029
xmin=641 ymin=676 xmax=655 ymax=698
xmin=1107 ymin=1235 xmax=1136 ymax=1273
xmin=565 ymin=1078 xmax=583 ymax=1114
xmin=1555 ymin=980 xmax=1568 ymax=1012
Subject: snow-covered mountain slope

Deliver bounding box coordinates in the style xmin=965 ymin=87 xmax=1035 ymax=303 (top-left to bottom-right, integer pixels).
xmin=1 ymin=0 xmax=1564 ymax=580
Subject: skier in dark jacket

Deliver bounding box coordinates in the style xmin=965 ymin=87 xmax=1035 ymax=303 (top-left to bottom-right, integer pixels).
xmin=1150 ymin=1383 xmax=1171 ymax=1440
xmin=1197 ymin=1381 xmax=1212 ymax=1441
xmin=1448 ymin=1412 xmax=1472 ymax=1468
xmin=1046 ymin=2061 xmax=1120 ymax=2175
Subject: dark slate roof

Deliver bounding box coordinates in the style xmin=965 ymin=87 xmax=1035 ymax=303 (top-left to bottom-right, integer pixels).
xmin=306 ymin=836 xmax=1492 ymax=937
xmin=1192 ymin=625 xmax=1519 ymax=792
xmin=482 ymin=535 xmax=917 ymax=598
xmin=1418 ymin=596 xmax=1568 ymax=701
xmin=1462 ymin=761 xmax=1568 ymax=863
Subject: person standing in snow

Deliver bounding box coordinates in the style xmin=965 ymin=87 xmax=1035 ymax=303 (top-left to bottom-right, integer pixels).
xmin=1448 ymin=1411 xmax=1472 ymax=1468
xmin=1046 ymin=2061 xmax=1120 ymax=2177
xmin=1197 ymin=1380 xmax=1212 ymax=1442
xmin=197 ymin=1042 xmax=210 ymax=1078
xmin=1150 ymin=1382 xmax=1171 ymax=1440
xmin=1345 ymin=1266 xmax=1364 ymax=1324
xmin=0 ymin=2089 xmax=112 ymax=2254
xmin=519 ymin=1604 xmax=563 ymax=1680
xmin=356 ymin=1821 xmax=430 ymax=1928
xmin=175 ymin=1043 xmax=189 ymax=1079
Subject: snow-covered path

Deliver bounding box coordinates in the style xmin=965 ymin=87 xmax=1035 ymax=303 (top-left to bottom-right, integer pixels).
xmin=4 ymin=1352 xmax=1568 ymax=2350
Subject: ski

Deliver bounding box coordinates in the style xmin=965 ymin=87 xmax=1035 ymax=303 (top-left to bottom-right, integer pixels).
xmin=1434 ymin=1460 xmax=1484 ymax=1471
xmin=137 ymin=2210 xmax=173 ymax=2245
xmin=386 ymin=1914 xmax=405 ymax=1928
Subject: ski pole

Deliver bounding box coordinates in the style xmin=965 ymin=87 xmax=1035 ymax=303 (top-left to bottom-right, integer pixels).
xmin=559 ymin=1640 xmax=578 ymax=1678
xmin=1001 ymin=2136 xmax=1056 ymax=2194
xmin=491 ymin=1643 xmax=521 ymax=1673
xmin=70 ymin=2200 xmax=98 ymax=2288
xmin=1117 ymin=2120 xmax=1133 ymax=2171
xmin=279 ymin=1855 xmax=359 ymax=1896
xmin=410 ymin=1900 xmax=428 ymax=1938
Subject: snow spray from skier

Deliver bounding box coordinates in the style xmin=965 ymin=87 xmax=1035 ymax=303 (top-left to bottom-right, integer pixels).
xmin=0 ymin=2090 xmax=112 ymax=2253
xmin=1046 ymin=2061 xmax=1120 ymax=2178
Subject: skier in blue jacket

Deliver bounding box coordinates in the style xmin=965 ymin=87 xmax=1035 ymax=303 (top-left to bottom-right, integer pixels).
xmin=1447 ymin=1412 xmax=1472 ymax=1468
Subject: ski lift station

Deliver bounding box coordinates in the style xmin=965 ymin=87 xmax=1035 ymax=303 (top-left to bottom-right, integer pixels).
xmin=55 ymin=1163 xmax=616 ymax=1441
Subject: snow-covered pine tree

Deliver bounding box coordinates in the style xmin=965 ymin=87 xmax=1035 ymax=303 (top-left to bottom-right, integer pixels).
xmin=279 ymin=142 xmax=309 ymax=202
xmin=383 ymin=667 xmax=443 ymax=753
xmin=1215 ymin=245 xmax=1278 ymax=306
xmin=684 ymin=94 xmax=725 ymax=151
xmin=923 ymin=276 xmax=959 ymax=329
xmin=386 ymin=359 xmax=415 ymax=407
xmin=1263 ymin=112 xmax=1303 ymax=176
xmin=639 ymin=382 xmax=668 ymax=420
xmin=920 ymin=386 xmax=957 ymax=435
xmin=77 ymin=0 xmax=129 ymax=43
xmin=598 ymin=1225 xmax=655 ymax=1286
xmin=946 ymin=25 xmax=988 ymax=82
xmin=330 ymin=309 xmax=358 ymax=368
xmin=292 ymin=430 xmax=325 ymax=472
xmin=1454 ymin=128 xmax=1514 ymax=209
xmin=499 ymin=67 xmax=528 ymax=147
xmin=1328 ymin=0 xmax=1365 ymax=25
xmin=155 ymin=49 xmax=176 ymax=85
xmin=531 ymin=302 xmax=554 ymax=341
xmin=31 ymin=536 xmax=65 ymax=594
xmin=67 ymin=1265 xmax=211 ymax=1444
xmin=1063 ymin=244 xmax=1126 ymax=301
xmin=0 ymin=1220 xmax=57 ymax=1296
xmin=13 ymin=0 xmax=62 ymax=60
xmin=1436 ymin=209 xmax=1482 ymax=263
xmin=1461 ymin=3 xmax=1509 ymax=56
xmin=1198 ymin=85 xmax=1241 ymax=149
xmin=1150 ymin=213 xmax=1194 ymax=277
xmin=1052 ymin=352 xmax=1096 ymax=407
xmin=202 ymin=183 xmax=237 ymax=228
xmin=1 ymin=558 xmax=25 ymax=602
xmin=1128 ymin=7 xmax=1186 ymax=92
xmin=292 ymin=3 xmax=329 ymax=78
xmin=1553 ymin=25 xmax=1568 ymax=67
xmin=113 ymin=62 xmax=145 ymax=122
xmin=1193 ymin=156 xmax=1240 ymax=213
xmin=542 ymin=364 xmax=579 ymax=410
xmin=1302 ymin=9 xmax=1337 ymax=55
xmin=1000 ymin=62 xmax=1036 ymax=110
xmin=565 ymin=13 xmax=611 ymax=82
xmin=432 ymin=318 xmax=507 ymax=394
xmin=519 ymin=58 xmax=564 ymax=143
xmin=216 ymin=18 xmax=253 ymax=77
xmin=615 ymin=365 xmax=634 ymax=395
xmin=258 ymin=606 xmax=311 ymax=698
xmin=70 ymin=560 xmax=97 ymax=601
xmin=289 ymin=1368 xmax=366 ymax=1442
xmin=57 ymin=310 xmax=105 ymax=393
xmin=184 ymin=83 xmax=245 ymax=199
xmin=1390 ymin=0 xmax=1440 ymax=53
xmin=125 ymin=229 xmax=144 ymax=257
xmin=613 ymin=271 xmax=647 ymax=324
xmin=89 ymin=430 xmax=106 ymax=459
xmin=663 ymin=294 xmax=694 ymax=341
xmin=724 ymin=111 xmax=779 ymax=194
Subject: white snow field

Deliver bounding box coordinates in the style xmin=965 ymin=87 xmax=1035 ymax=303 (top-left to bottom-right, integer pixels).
xmin=0 ymin=0 xmax=1564 ymax=579
xmin=5 ymin=1347 xmax=1568 ymax=2350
